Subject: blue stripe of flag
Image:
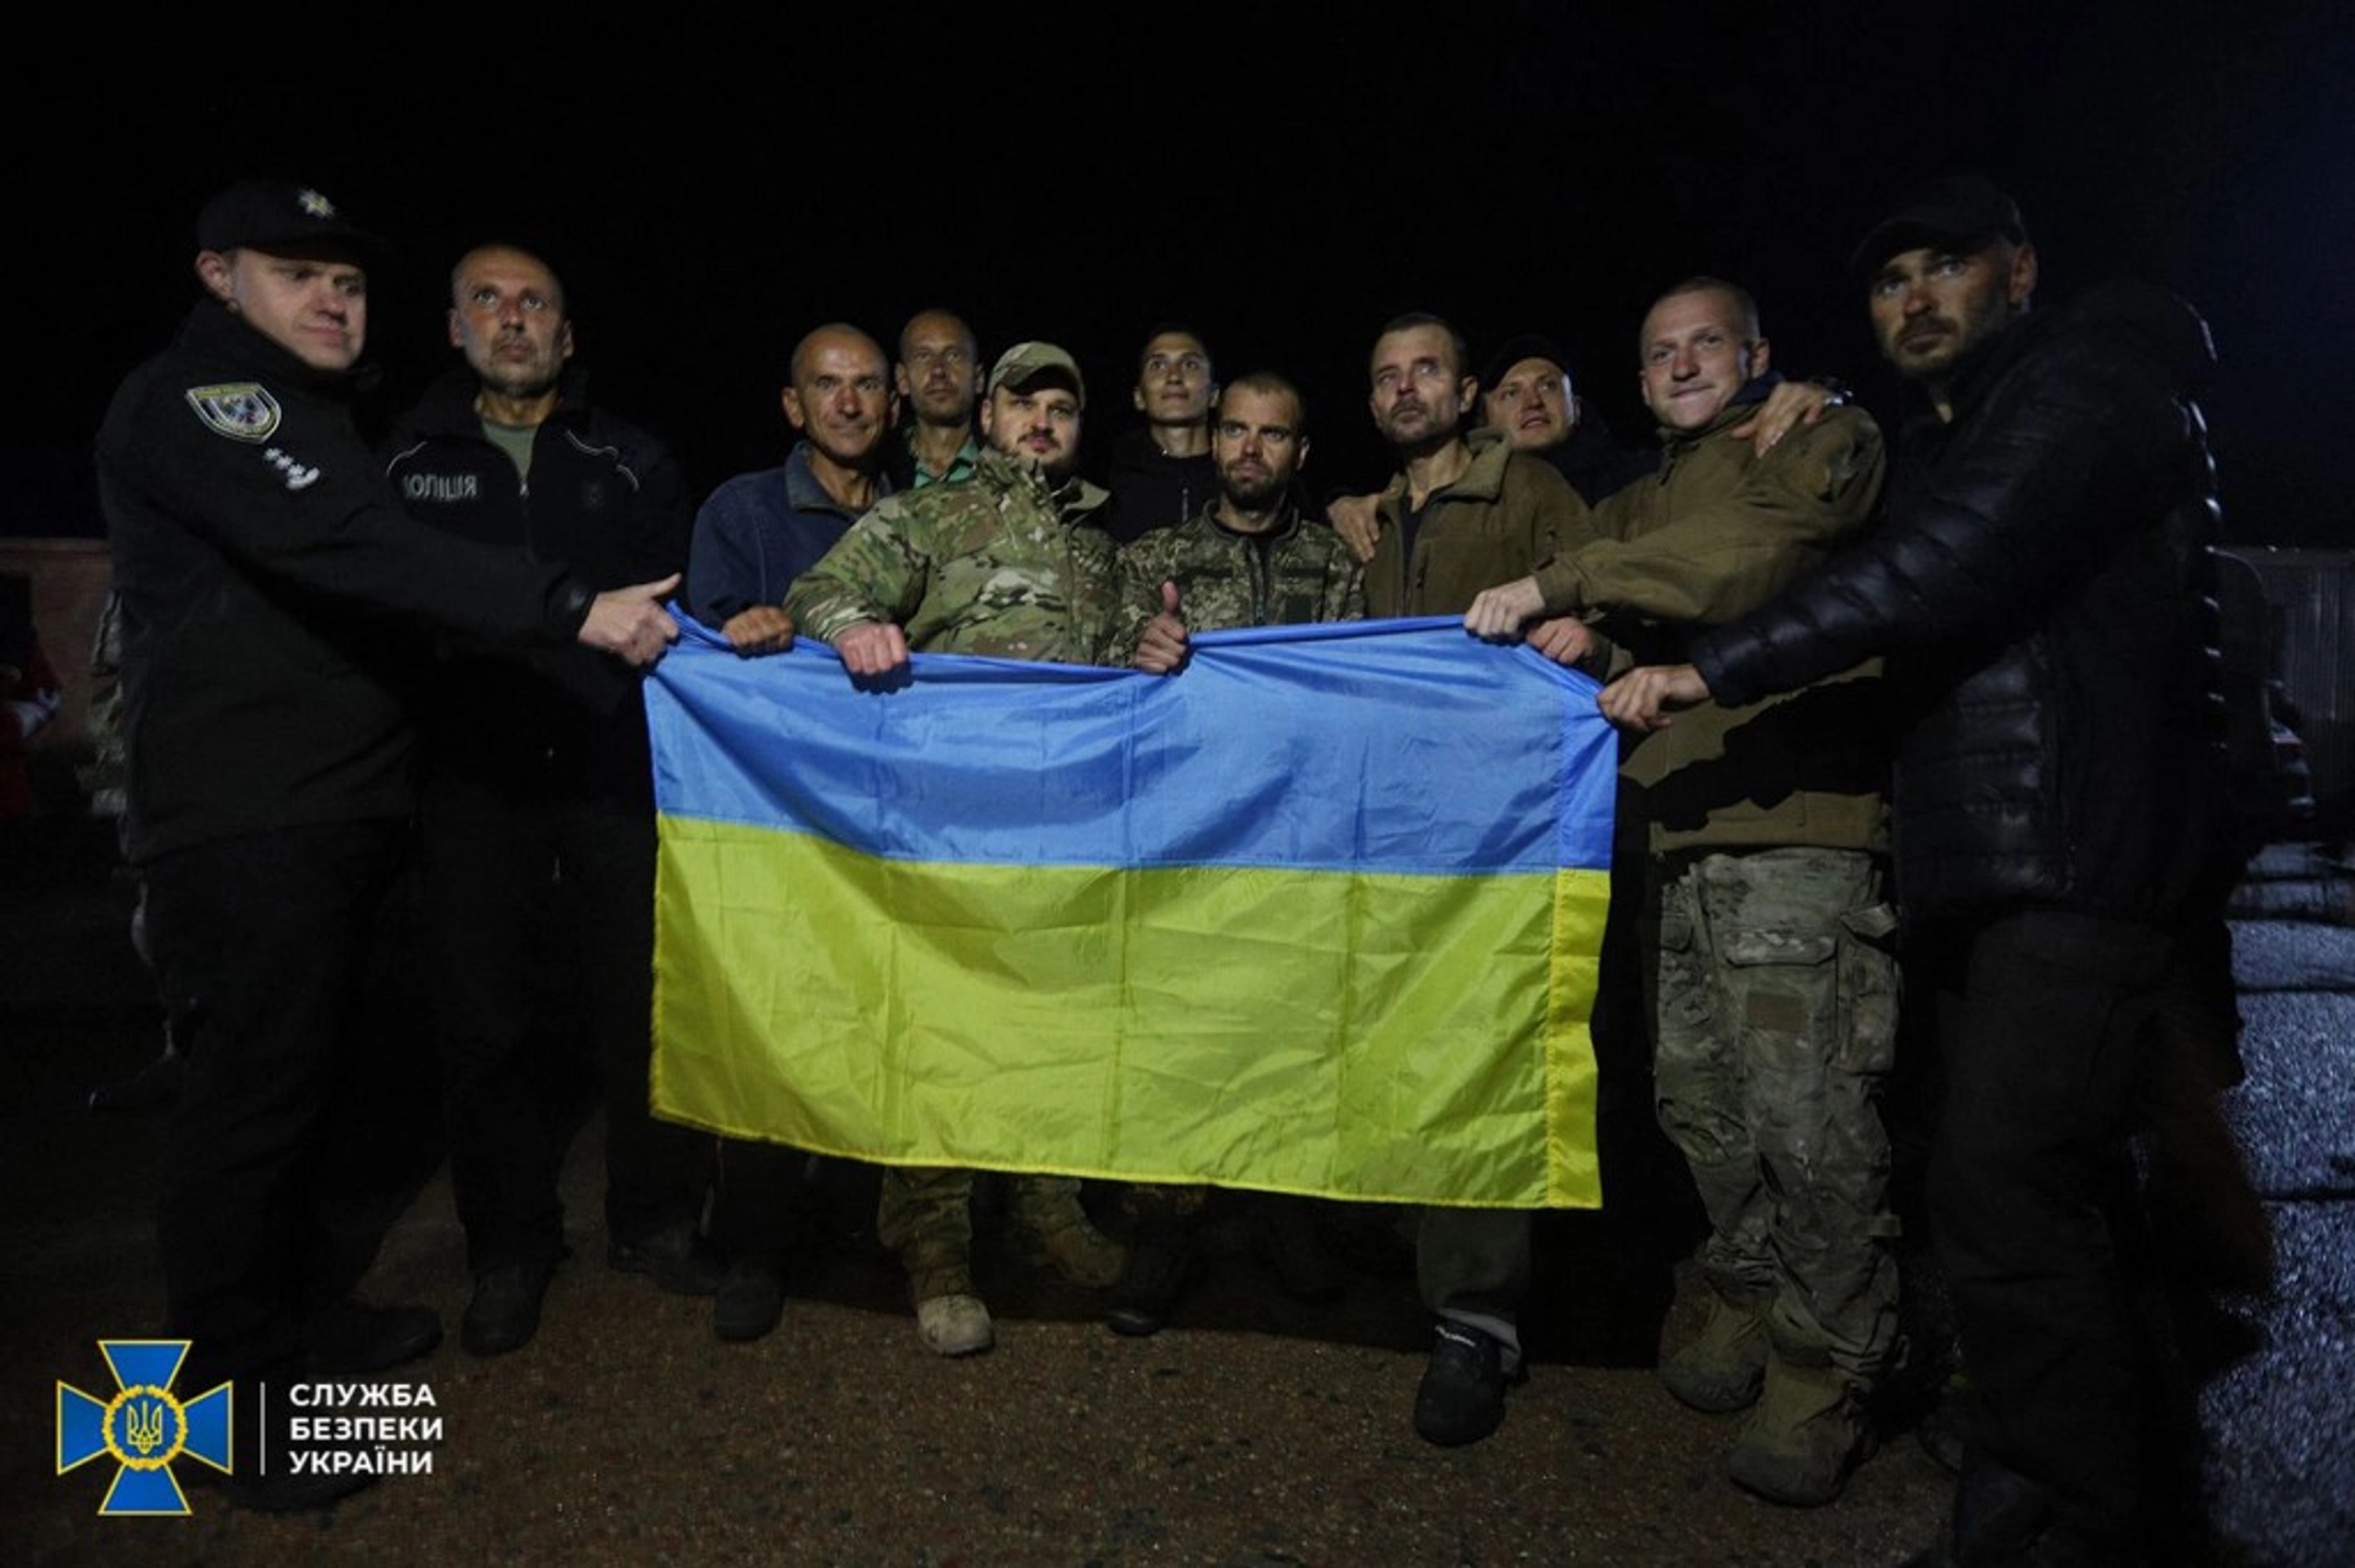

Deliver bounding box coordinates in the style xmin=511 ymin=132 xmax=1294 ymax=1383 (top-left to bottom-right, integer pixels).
xmin=647 ymin=615 xmax=1615 ymax=876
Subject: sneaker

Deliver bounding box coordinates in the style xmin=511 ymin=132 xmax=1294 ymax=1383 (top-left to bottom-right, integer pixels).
xmin=1106 ymin=1230 xmax=1193 ymax=1337
xmin=1660 ymin=1289 xmax=1768 ymax=1413
xmin=301 ymin=1300 xmax=442 ymax=1374
xmin=714 ymin=1255 xmax=787 ymax=1344
xmin=462 ymin=1261 xmax=554 ymax=1357
xmin=915 ymin=1292 xmax=994 ymax=1356
xmin=608 ymin=1223 xmax=726 ymax=1296
xmin=1413 ymin=1322 xmax=1517 ymax=1447
xmin=1726 ymin=1353 xmax=1872 ymax=1507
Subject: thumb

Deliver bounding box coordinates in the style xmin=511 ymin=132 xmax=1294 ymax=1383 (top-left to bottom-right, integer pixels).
xmin=1160 ymin=579 xmax=1182 ymax=617
xmin=642 ymin=573 xmax=683 ymax=600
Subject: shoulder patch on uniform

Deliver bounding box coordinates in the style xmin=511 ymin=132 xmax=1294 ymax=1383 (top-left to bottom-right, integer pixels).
xmin=184 ymin=383 xmax=281 ymax=442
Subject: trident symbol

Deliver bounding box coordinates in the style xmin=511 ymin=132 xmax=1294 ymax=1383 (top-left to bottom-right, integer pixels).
xmin=121 ymin=1396 xmax=167 ymax=1457
xmin=59 ymin=1343 xmax=230 ymax=1515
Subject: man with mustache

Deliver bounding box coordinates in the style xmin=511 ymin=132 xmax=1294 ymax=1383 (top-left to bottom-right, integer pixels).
xmin=687 ymin=323 xmax=899 ymax=655
xmin=1120 ymin=371 xmax=1359 ymax=668
xmin=787 ymin=341 xmax=1131 ymax=1356
xmin=1600 ymin=177 xmax=2229 ymax=1564
xmin=1361 ymin=313 xmax=1595 ymax=623
xmin=1331 ymin=334 xmax=1837 ymax=558
xmin=891 ymin=308 xmax=984 ymax=489
xmin=1355 ymin=312 xmax=1598 ymax=1447
xmin=1109 ymin=370 xmax=1363 ymax=1335
xmin=385 ymin=242 xmax=714 ymax=1358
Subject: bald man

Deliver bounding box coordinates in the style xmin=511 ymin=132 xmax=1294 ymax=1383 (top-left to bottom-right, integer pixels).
xmin=687 ymin=322 xmax=899 ymax=649
xmin=684 ymin=324 xmax=906 ymax=1339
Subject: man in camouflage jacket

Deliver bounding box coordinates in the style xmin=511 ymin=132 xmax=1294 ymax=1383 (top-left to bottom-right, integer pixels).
xmin=1104 ymin=372 xmax=1361 ymax=1336
xmin=1118 ymin=372 xmax=1362 ymax=670
xmin=785 ymin=342 xmax=1129 ymax=1357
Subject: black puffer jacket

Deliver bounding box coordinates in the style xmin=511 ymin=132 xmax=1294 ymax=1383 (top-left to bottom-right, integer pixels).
xmin=1691 ymin=281 xmax=2222 ymax=924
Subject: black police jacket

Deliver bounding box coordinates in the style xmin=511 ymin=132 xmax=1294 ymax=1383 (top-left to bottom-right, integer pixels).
xmin=98 ymin=303 xmax=592 ymax=863
xmin=380 ymin=370 xmax=690 ymax=803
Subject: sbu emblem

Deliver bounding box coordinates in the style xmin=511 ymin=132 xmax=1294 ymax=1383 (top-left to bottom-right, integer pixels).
xmin=56 ymin=1340 xmax=232 ymax=1516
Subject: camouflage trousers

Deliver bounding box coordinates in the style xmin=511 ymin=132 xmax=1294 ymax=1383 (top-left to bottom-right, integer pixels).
xmin=875 ymin=1166 xmax=1087 ymax=1299
xmin=1648 ymin=847 xmax=1901 ymax=1382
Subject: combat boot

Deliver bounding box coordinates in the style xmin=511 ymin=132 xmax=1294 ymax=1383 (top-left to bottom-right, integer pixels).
xmin=1106 ymin=1220 xmax=1194 ymax=1336
xmin=1013 ymin=1179 xmax=1127 ymax=1288
xmin=914 ymin=1294 xmax=994 ymax=1356
xmin=1727 ymin=1350 xmax=1872 ymax=1507
xmin=907 ymin=1255 xmax=993 ymax=1356
xmin=1660 ymin=1286 xmax=1768 ymax=1413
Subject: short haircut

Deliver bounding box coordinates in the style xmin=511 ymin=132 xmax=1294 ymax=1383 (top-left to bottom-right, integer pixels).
xmin=1218 ymin=371 xmax=1306 ymax=431
xmin=897 ymin=307 xmax=976 ymax=364
xmin=789 ymin=323 xmax=888 ymax=387
xmin=450 ymin=242 xmax=568 ymax=314
xmin=1647 ymin=277 xmax=1763 ymax=345
xmin=1138 ymin=323 xmax=1213 ymax=374
xmin=1373 ymin=312 xmax=1471 ymax=380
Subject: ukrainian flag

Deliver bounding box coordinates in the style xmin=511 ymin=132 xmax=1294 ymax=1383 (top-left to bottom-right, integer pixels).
xmin=647 ymin=617 xmax=1615 ymax=1208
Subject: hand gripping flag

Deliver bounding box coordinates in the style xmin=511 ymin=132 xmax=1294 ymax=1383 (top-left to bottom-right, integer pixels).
xmin=646 ymin=617 xmax=1616 ymax=1207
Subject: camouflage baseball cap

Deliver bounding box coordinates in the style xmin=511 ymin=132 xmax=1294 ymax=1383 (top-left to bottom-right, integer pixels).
xmin=987 ymin=341 xmax=1086 ymax=408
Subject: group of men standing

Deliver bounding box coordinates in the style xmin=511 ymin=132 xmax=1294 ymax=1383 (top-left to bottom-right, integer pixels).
xmin=102 ymin=173 xmax=2233 ymax=1564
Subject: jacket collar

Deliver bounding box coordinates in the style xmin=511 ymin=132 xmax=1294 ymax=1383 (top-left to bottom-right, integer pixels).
xmin=1655 ymin=371 xmax=1786 ymax=452
xmin=403 ymin=361 xmax=595 ymax=439
xmin=1197 ymin=497 xmax=1304 ymax=543
xmin=784 ymin=441 xmax=893 ymax=518
xmin=975 ymin=446 xmax=1110 ymax=520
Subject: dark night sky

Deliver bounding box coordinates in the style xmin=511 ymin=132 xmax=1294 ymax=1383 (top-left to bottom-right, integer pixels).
xmin=16 ymin=3 xmax=2351 ymax=544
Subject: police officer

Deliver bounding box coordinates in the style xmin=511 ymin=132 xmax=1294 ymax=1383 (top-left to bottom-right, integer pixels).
xmin=97 ymin=180 xmax=676 ymax=1508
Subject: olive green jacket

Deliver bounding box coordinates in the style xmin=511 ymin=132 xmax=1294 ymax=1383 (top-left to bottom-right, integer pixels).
xmin=1366 ymin=428 xmax=1596 ymax=616
xmin=1543 ymin=399 xmax=1890 ymax=855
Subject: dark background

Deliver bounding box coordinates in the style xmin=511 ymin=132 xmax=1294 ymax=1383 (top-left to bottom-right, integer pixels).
xmin=11 ymin=3 xmax=2349 ymax=544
